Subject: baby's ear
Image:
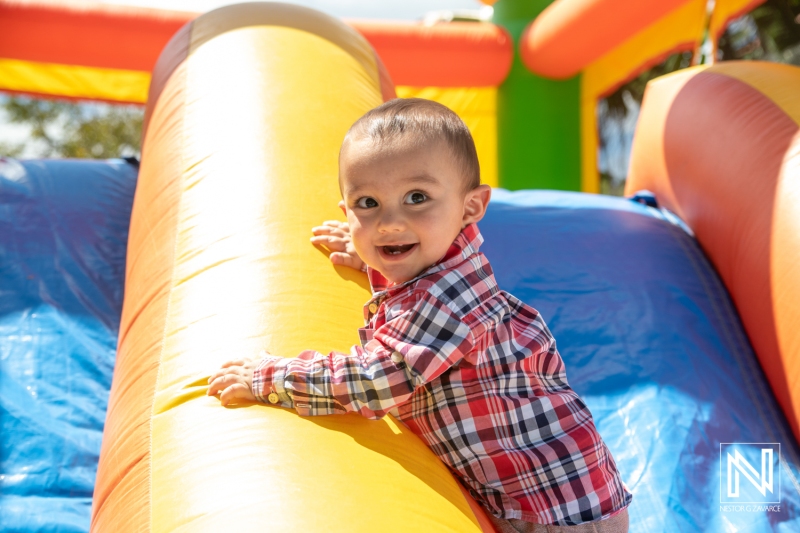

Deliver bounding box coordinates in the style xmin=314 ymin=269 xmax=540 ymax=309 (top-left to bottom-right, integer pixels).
xmin=338 ymin=200 xmax=347 ymax=216
xmin=462 ymin=184 xmax=491 ymax=226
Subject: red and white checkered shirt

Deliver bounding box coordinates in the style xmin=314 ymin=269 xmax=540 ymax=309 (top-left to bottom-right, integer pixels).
xmin=253 ymin=223 xmax=632 ymax=525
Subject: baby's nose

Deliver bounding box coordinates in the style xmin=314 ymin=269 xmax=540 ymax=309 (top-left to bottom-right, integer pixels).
xmin=378 ymin=211 xmax=405 ymax=231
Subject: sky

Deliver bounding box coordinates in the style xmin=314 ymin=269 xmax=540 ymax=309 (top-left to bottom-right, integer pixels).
xmin=99 ymin=0 xmax=485 ymax=20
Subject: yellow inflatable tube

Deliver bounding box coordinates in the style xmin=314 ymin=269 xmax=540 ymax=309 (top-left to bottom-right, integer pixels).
xmin=91 ymin=3 xmax=493 ymax=531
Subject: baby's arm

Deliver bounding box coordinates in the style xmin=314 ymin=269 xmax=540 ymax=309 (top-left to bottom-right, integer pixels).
xmin=209 ymin=292 xmax=475 ymax=418
xmin=310 ymin=220 xmax=365 ymax=272
xmin=255 ymin=294 xmax=474 ymax=419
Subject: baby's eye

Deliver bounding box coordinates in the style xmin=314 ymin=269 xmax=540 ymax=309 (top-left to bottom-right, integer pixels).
xmin=404 ymin=191 xmax=427 ymax=205
xmin=356 ymin=197 xmax=378 ymax=209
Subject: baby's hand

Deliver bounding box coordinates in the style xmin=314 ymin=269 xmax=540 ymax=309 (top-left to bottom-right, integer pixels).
xmin=207 ymin=356 xmax=260 ymax=406
xmin=310 ymin=220 xmax=365 ymax=272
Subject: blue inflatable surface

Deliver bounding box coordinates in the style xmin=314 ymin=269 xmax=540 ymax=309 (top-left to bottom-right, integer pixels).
xmin=483 ymin=189 xmax=800 ymax=533
xmin=1 ymin=158 xmax=798 ymax=532
xmin=0 ymin=158 xmax=136 ymax=532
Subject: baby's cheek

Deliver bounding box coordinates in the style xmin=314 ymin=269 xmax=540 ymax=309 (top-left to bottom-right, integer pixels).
xmin=349 ymin=227 xmax=371 ymax=253
xmin=419 ymin=225 xmax=458 ymax=256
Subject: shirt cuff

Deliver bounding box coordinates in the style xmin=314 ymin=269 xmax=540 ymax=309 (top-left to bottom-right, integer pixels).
xmin=252 ymin=352 xmax=294 ymax=408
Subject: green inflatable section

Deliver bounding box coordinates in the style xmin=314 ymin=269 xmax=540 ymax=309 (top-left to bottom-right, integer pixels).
xmin=493 ymin=0 xmax=581 ymax=191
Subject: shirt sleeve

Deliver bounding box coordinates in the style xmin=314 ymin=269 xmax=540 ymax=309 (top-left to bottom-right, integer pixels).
xmin=251 ymin=291 xmax=475 ymax=419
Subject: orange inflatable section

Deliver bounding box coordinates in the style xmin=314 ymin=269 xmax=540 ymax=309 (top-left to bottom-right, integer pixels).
xmin=0 ymin=0 xmax=512 ymax=90
xmin=90 ymin=45 xmax=187 ymax=533
xmin=625 ymin=62 xmax=800 ymax=443
xmin=352 ymin=21 xmax=512 ymax=87
xmin=0 ymin=0 xmax=193 ymax=72
xmin=520 ymin=0 xmax=694 ymax=79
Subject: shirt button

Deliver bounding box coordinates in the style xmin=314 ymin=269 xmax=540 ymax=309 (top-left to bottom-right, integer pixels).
xmin=368 ymin=303 xmax=378 ymax=314
xmin=391 ymin=351 xmax=404 ymax=364
xmin=267 ymin=392 xmax=279 ymax=404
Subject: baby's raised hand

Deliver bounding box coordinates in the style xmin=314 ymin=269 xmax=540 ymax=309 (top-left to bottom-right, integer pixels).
xmin=310 ymin=220 xmax=365 ymax=272
xmin=207 ymin=356 xmax=260 ymax=406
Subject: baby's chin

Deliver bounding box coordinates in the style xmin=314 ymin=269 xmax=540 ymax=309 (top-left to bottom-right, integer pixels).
xmin=370 ymin=263 xmax=432 ymax=285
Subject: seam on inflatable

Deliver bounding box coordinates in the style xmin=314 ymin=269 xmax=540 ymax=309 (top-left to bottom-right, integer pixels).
xmin=707 ymin=240 xmax=800 ymax=497
xmin=674 ymin=224 xmax=774 ymax=423
xmin=670 ymin=217 xmax=800 ymax=497
xmin=148 ymin=30 xmax=191 ymax=533
xmin=708 ymin=66 xmax=800 ymax=127
xmin=187 ymin=3 xmax=378 ymax=87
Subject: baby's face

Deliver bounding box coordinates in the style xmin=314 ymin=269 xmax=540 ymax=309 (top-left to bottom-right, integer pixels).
xmin=339 ymin=135 xmax=478 ymax=284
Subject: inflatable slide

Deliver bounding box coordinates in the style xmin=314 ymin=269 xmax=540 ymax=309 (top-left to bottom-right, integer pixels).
xmin=1 ymin=2 xmax=799 ymax=532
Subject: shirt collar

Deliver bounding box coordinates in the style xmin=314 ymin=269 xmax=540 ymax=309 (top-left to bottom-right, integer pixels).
xmin=366 ymin=222 xmax=484 ymax=295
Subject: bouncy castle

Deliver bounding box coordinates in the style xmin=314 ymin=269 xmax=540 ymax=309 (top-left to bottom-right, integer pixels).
xmin=1 ymin=1 xmax=799 ymax=532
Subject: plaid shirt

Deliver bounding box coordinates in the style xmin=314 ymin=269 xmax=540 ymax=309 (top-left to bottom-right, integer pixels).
xmin=253 ymin=223 xmax=632 ymax=525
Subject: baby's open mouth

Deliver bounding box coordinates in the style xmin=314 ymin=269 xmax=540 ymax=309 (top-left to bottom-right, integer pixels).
xmin=380 ymin=243 xmax=417 ymax=257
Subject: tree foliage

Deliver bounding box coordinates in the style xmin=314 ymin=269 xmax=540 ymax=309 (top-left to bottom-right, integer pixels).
xmin=719 ymin=0 xmax=800 ymax=62
xmin=596 ymin=0 xmax=800 ymax=195
xmin=0 ymin=95 xmax=143 ymax=159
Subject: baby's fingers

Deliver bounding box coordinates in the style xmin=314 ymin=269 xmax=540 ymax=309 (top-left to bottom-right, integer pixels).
xmin=207 ymin=374 xmax=229 ymax=396
xmin=311 ymin=226 xmax=347 ymax=239
xmin=325 ymin=221 xmax=350 ymax=234
xmin=330 ymin=252 xmax=364 ymax=271
xmin=322 ymin=220 xmax=347 ymax=229
xmin=310 ymin=235 xmax=348 ymax=252
xmin=207 ymin=360 xmax=244 ymax=384
xmin=219 ymin=383 xmax=254 ymax=406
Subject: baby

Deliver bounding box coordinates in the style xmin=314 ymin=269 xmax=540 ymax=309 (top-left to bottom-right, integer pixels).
xmin=208 ymin=98 xmax=632 ymax=532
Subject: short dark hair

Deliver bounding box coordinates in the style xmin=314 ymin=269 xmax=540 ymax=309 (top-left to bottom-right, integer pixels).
xmin=342 ymin=98 xmax=480 ymax=192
